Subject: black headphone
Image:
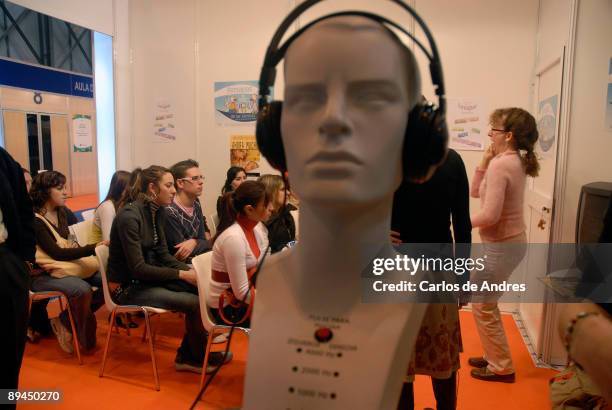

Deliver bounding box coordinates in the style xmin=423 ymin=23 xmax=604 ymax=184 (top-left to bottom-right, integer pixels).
xmin=256 ymin=0 xmax=448 ymax=182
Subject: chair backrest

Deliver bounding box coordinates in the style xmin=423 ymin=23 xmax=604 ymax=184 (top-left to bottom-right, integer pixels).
xmin=290 ymin=209 xmax=299 ymax=239
xmin=81 ymin=209 xmax=95 ymax=221
xmin=208 ymin=213 xmax=219 ymax=238
xmin=70 ymin=219 xmax=94 ymax=246
xmin=191 ymin=251 xmax=217 ymax=332
xmin=95 ymin=245 xmax=117 ymax=312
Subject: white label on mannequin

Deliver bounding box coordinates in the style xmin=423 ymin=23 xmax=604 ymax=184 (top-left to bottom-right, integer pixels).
xmin=243 ymin=260 xmax=427 ymax=410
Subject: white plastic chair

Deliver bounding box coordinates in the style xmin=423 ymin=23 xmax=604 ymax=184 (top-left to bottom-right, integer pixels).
xmin=191 ymin=251 xmax=249 ymax=391
xmin=95 ymin=245 xmax=169 ymax=391
xmin=208 ymin=213 xmax=219 ymax=238
xmin=290 ymin=209 xmax=299 ymax=239
xmin=69 ymin=219 xmax=94 ymax=246
xmin=81 ymin=209 xmax=95 ymax=221
xmin=29 ymin=290 xmax=82 ymax=364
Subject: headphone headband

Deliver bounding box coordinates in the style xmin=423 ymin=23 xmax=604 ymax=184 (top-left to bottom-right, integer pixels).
xmin=258 ymin=0 xmax=445 ymax=112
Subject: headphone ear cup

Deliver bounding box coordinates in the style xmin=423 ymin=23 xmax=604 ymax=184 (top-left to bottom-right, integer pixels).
xmin=403 ymin=103 xmax=448 ymax=182
xmin=256 ymin=100 xmax=287 ymax=173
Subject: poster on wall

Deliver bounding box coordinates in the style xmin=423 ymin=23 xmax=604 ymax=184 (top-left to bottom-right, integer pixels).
xmin=153 ymin=99 xmax=177 ymax=143
xmin=214 ymin=81 xmax=260 ymax=126
xmin=447 ymin=98 xmax=486 ymax=151
xmin=230 ymin=135 xmax=261 ymax=176
xmin=72 ymin=114 xmax=93 ymax=152
xmin=537 ymin=94 xmax=558 ymax=156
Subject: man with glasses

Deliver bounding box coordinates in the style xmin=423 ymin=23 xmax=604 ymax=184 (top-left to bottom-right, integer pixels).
xmin=165 ymin=159 xmax=212 ymax=263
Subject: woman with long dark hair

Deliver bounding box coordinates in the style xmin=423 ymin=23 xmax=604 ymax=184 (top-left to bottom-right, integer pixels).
xmin=93 ymin=170 xmax=130 ymax=242
xmin=30 ymin=171 xmax=106 ymax=353
xmin=108 ymin=165 xmax=232 ymax=373
xmin=469 ymin=107 xmax=539 ymax=383
xmin=216 ymin=166 xmax=246 ymax=217
xmin=258 ymin=174 xmax=296 ymax=253
xmin=208 ymin=181 xmax=270 ymax=326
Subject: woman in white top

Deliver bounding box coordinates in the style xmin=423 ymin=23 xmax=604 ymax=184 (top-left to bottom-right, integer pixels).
xmin=208 ymin=181 xmax=270 ymax=326
xmin=93 ymin=170 xmax=130 ymax=242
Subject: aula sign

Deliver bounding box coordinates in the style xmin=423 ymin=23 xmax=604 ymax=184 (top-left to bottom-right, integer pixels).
xmin=73 ymin=80 xmax=94 ymax=95
xmin=0 ymin=57 xmax=94 ymax=99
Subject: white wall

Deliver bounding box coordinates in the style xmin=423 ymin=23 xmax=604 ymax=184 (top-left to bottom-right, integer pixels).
xmin=10 ymin=0 xmax=114 ymax=35
xmin=118 ymin=0 xmax=539 ymax=218
xmin=560 ymin=0 xmax=612 ymax=242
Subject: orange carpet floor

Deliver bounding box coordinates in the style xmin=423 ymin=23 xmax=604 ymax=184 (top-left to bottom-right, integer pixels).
xmin=65 ymin=194 xmax=98 ymax=212
xmin=18 ymin=310 xmax=557 ymax=409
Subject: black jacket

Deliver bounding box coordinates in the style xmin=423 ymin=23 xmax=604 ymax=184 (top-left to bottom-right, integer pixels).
xmin=392 ymin=149 xmax=471 ymax=252
xmin=108 ymin=199 xmax=189 ymax=285
xmin=266 ymin=204 xmax=296 ymax=254
xmin=0 ymin=147 xmax=35 ymax=262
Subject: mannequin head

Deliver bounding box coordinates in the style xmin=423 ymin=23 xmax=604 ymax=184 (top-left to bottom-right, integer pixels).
xmin=280 ymin=16 xmax=421 ymax=208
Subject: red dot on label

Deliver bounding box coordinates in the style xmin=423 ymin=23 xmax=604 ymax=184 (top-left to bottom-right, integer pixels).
xmin=314 ymin=327 xmax=333 ymax=343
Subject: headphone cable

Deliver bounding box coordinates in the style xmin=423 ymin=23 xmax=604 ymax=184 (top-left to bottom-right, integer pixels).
xmin=189 ymin=245 xmax=270 ymax=409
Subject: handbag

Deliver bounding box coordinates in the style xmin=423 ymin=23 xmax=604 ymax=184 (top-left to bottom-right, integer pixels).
xmin=34 ymin=213 xmax=98 ymax=279
xmin=217 ymin=246 xmax=269 ymax=325
xmin=549 ymin=364 xmax=609 ymax=410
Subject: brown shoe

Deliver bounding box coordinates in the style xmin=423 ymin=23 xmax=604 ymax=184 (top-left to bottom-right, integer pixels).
xmin=470 ymin=367 xmax=515 ymax=383
xmin=468 ymin=356 xmax=488 ymax=368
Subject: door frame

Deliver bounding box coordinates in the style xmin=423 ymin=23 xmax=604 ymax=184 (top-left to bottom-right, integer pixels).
xmin=538 ymin=0 xmax=580 ymax=365
xmin=1 ymin=109 xmax=73 ymax=195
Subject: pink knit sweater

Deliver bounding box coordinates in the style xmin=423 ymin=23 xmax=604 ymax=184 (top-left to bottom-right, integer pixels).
xmin=470 ymin=150 xmax=526 ymax=242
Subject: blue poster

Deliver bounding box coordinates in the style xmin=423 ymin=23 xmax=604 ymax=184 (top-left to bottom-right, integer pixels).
xmin=537 ymin=94 xmax=558 ymax=153
xmin=214 ymin=81 xmax=260 ymax=125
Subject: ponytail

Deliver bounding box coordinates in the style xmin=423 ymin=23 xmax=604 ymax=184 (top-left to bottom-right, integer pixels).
xmin=490 ymin=107 xmax=540 ymax=177
xmin=523 ymin=149 xmax=540 ymax=178
xmin=118 ymin=165 xmax=169 ymax=208
xmin=212 ymin=180 xmax=269 ymax=243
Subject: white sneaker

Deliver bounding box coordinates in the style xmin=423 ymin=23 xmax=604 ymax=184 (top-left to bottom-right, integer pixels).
xmin=50 ymin=317 xmax=74 ymax=354
xmin=212 ymin=333 xmax=228 ymax=344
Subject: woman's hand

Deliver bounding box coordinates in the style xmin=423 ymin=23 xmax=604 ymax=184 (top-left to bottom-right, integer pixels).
xmin=179 ymin=269 xmax=197 ymax=286
xmin=480 ymin=145 xmax=496 ymax=169
xmin=174 ymin=239 xmax=197 ymax=261
xmin=390 ymin=230 xmax=402 ymax=245
xmin=97 ymin=240 xmax=110 ymax=247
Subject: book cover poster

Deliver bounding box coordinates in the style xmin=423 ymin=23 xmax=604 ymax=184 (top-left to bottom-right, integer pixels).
xmin=447 ymin=98 xmax=486 ymax=151
xmin=215 ymin=81 xmax=260 ymax=125
xmin=230 ymin=135 xmax=260 ymax=175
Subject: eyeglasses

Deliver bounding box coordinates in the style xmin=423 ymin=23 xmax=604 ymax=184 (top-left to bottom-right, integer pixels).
xmin=490 ymin=128 xmax=507 ymax=133
xmin=180 ymin=175 xmax=205 ymax=183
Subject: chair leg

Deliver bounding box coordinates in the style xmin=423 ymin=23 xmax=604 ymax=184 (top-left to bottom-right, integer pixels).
xmin=100 ymin=309 xmax=117 ymax=377
xmin=63 ymin=296 xmax=83 ymax=365
xmin=143 ymin=310 xmax=160 ymax=391
xmin=199 ymin=329 xmax=217 ymax=393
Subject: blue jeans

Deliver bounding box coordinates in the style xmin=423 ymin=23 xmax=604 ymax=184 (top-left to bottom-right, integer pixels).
xmin=117 ymin=282 xmax=206 ymax=364
xmin=30 ymin=273 xmax=104 ymax=350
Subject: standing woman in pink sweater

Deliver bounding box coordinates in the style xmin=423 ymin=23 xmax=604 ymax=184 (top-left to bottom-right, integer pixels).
xmin=469 ymin=107 xmax=539 ymax=383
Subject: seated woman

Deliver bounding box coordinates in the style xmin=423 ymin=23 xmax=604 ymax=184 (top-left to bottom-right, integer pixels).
xmin=93 ymin=170 xmax=137 ymax=329
xmin=30 ymin=171 xmax=106 ymax=353
xmin=93 ymin=170 xmax=130 ymax=242
xmin=258 ymin=174 xmax=296 ymax=253
xmin=216 ymin=166 xmax=246 ymax=217
xmin=108 ymin=165 xmax=231 ymax=373
xmin=208 ymin=181 xmax=270 ymax=327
